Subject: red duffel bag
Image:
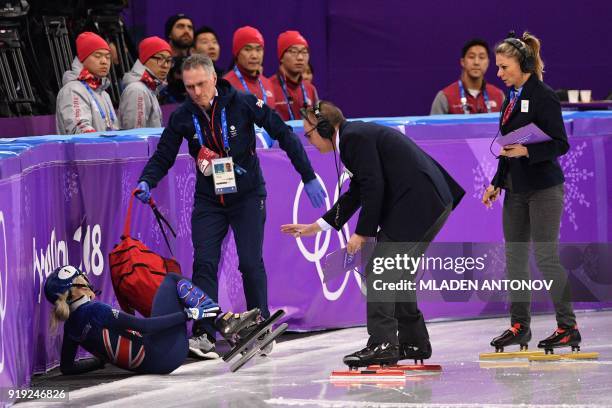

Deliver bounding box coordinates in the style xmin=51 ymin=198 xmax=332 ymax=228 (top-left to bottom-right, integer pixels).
xmin=109 ymin=189 xmax=180 ymax=317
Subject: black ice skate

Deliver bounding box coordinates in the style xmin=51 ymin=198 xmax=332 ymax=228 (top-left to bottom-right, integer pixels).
xmin=399 ymin=340 xmax=432 ymax=364
xmin=223 ymin=309 xmax=287 ymax=371
xmin=480 ymin=324 xmax=541 ymax=360
xmin=528 ymin=326 xmax=599 ymax=361
xmin=330 ymin=343 xmax=405 ymax=382
xmin=215 ymin=308 xmax=261 ymax=347
xmin=342 ymin=343 xmax=399 ymax=369
xmin=366 ymin=340 xmax=441 ymax=372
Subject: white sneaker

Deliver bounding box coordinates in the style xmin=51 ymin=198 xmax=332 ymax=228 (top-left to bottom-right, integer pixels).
xmin=189 ymin=334 xmax=219 ymax=359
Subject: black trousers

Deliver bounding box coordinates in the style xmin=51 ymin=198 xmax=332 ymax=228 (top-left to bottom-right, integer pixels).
xmin=366 ymin=205 xmax=452 ymax=346
xmin=190 ymin=191 xmax=269 ymax=338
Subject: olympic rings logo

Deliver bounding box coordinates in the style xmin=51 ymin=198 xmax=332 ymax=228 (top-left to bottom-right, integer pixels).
xmin=292 ymin=172 xmax=366 ymax=301
xmin=0 ymin=211 xmax=8 ymax=374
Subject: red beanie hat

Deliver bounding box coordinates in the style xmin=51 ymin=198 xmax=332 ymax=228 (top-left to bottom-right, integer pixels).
xmin=232 ymin=26 xmax=264 ymax=57
xmin=139 ymin=36 xmax=172 ymax=63
xmin=76 ymin=32 xmax=110 ymax=62
xmin=277 ymin=31 xmax=309 ymax=60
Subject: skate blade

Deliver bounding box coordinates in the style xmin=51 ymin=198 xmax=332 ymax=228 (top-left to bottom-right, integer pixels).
xmin=479 ymin=350 xmax=544 ymax=360
xmin=330 ymin=369 xmax=405 ymax=382
xmin=479 ymin=361 xmax=530 ymax=369
xmin=368 ymin=364 xmax=442 ymax=372
xmin=223 ymin=309 xmax=284 ymax=362
xmin=229 ymin=323 xmax=288 ymax=372
xmin=529 ymin=351 xmax=599 ymax=362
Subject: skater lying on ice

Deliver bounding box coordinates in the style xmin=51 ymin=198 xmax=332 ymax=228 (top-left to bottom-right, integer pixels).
xmin=45 ymin=265 xmax=264 ymax=374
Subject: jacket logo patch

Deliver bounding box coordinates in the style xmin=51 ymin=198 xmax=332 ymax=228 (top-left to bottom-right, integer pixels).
xmin=193 ymin=133 xmax=198 ymax=140
xmin=256 ymin=99 xmax=264 ymax=108
xmin=230 ymin=125 xmax=238 ymax=138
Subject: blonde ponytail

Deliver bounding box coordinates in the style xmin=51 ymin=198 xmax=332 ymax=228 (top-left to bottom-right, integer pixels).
xmin=521 ymin=31 xmax=544 ymax=81
xmin=50 ymin=292 xmax=70 ymax=332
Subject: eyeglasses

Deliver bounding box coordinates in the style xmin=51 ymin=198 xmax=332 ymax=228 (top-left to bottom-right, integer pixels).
xmin=286 ymin=48 xmax=309 ymax=57
xmin=150 ymin=56 xmax=174 ymax=67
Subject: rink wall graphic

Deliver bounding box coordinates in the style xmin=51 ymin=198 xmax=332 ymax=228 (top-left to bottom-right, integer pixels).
xmin=0 ymin=111 xmax=611 ymax=389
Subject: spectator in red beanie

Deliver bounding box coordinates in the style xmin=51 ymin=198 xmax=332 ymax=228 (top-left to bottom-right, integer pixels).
xmin=270 ymin=30 xmax=319 ymax=121
xmin=56 ymin=31 xmax=118 ymax=134
xmin=224 ymin=26 xmax=276 ymax=109
xmin=119 ymin=37 xmax=172 ymax=129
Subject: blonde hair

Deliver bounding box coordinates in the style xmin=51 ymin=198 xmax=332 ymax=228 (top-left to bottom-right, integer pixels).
xmin=50 ymin=291 xmax=70 ymax=332
xmin=495 ymin=31 xmax=544 ymax=81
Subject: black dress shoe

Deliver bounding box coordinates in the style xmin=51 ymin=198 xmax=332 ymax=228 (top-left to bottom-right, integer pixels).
xmin=343 ymin=342 xmax=399 ymax=368
xmin=400 ymin=340 xmax=432 ymax=363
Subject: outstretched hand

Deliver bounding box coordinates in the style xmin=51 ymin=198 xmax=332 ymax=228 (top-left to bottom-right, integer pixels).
xmin=280 ymin=223 xmax=321 ymax=238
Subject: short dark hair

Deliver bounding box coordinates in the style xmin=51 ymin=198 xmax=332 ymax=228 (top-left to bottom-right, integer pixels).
xmin=461 ymin=38 xmax=490 ymax=57
xmin=194 ymin=25 xmax=219 ymax=42
xmin=165 ymin=14 xmax=193 ymax=39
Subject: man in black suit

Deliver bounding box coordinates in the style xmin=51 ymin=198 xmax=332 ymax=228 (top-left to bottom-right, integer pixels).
xmin=281 ymin=101 xmax=465 ymax=367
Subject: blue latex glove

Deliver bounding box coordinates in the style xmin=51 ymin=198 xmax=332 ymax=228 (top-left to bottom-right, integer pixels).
xmin=304 ymin=178 xmax=326 ymax=208
xmin=135 ymin=181 xmax=151 ymax=203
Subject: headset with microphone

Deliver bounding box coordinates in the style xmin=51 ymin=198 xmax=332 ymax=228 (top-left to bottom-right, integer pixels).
xmin=311 ymin=101 xmax=335 ymax=141
xmin=300 ymin=101 xmax=343 ymax=226
xmin=503 ymin=31 xmax=535 ymax=74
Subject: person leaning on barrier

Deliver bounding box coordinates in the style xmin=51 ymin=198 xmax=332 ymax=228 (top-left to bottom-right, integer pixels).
xmin=269 ymin=30 xmax=319 ymax=121
xmin=119 ymin=37 xmax=172 ymax=129
xmin=191 ymin=26 xmax=224 ymax=78
xmin=55 ymin=32 xmax=119 ymax=134
xmin=224 ymin=26 xmax=276 ymax=109
xmin=135 ymin=54 xmax=326 ymax=359
xmin=431 ymin=38 xmax=505 ymax=115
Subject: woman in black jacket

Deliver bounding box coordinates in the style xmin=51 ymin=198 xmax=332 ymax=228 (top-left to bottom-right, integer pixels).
xmin=482 ymin=31 xmax=580 ymax=354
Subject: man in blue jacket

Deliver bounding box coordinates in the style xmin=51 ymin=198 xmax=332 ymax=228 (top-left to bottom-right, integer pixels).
xmin=136 ymin=54 xmax=326 ymax=359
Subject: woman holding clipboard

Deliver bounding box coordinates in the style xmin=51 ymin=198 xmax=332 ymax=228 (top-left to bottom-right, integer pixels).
xmin=481 ymin=31 xmax=581 ymax=355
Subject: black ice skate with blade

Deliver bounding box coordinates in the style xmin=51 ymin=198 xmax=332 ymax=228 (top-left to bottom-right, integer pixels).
xmin=330 ymin=343 xmax=406 ymax=382
xmin=223 ymin=309 xmax=287 ymax=371
xmin=480 ymin=324 xmax=543 ymax=360
xmin=215 ymin=308 xmax=262 ymax=347
xmin=528 ymin=326 xmax=599 ymax=361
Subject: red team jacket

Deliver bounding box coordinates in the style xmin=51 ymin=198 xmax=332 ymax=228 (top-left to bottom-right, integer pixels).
xmin=224 ymin=66 xmax=277 ymax=108
xmin=442 ymin=81 xmax=504 ymax=114
xmin=269 ymin=73 xmax=318 ymax=121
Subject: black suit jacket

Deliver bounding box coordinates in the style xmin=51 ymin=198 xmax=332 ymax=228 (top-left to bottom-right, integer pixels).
xmin=321 ymin=121 xmax=465 ymax=241
xmin=492 ymin=74 xmax=570 ymax=192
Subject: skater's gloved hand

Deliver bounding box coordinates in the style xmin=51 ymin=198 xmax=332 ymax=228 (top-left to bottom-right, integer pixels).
xmin=184 ymin=297 xmax=221 ymax=320
xmin=135 ymin=181 xmax=151 ymax=203
xmin=304 ymin=178 xmax=326 ymax=208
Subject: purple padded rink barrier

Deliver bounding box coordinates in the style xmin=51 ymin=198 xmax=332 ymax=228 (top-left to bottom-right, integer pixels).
xmin=0 ymin=111 xmax=611 ymax=388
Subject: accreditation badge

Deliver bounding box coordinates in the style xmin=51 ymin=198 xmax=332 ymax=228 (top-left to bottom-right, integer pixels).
xmin=212 ymin=157 xmax=238 ymax=194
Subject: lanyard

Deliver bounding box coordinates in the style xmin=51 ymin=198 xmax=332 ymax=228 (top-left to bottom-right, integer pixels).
xmin=192 ymin=107 xmax=230 ymax=154
xmin=81 ymin=81 xmax=115 ymax=128
xmin=233 ymin=65 xmax=267 ymax=104
xmin=458 ymin=80 xmax=491 ymax=114
xmin=276 ymin=72 xmax=309 ymax=120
